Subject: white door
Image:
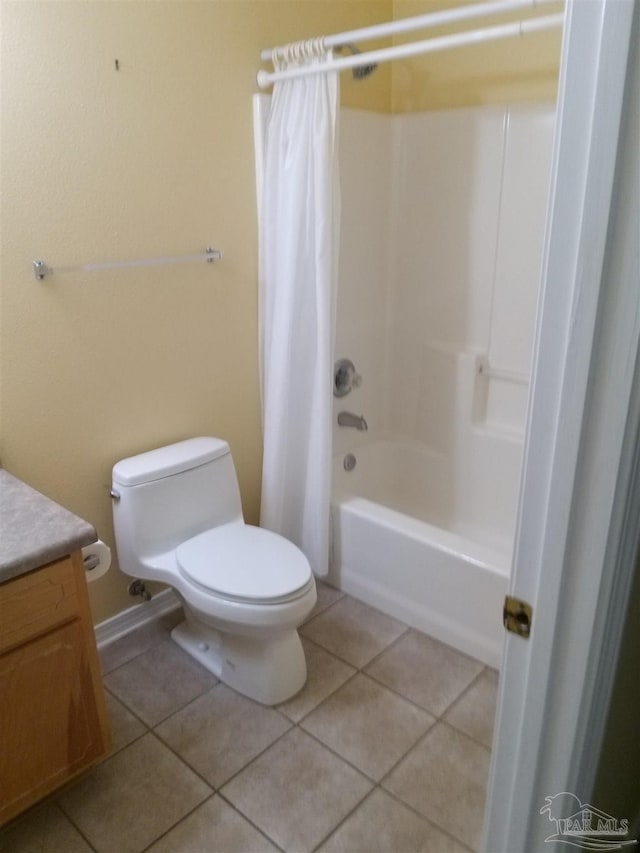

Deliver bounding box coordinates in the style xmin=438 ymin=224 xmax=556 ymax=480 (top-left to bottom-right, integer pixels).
xmin=484 ymin=0 xmax=638 ymax=849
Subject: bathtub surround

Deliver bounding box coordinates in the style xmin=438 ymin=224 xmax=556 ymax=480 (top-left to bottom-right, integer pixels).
xmin=255 ymin=58 xmax=340 ymax=578
xmin=335 ymin=103 xmax=555 ymax=452
xmin=330 ymin=103 xmax=555 ymax=664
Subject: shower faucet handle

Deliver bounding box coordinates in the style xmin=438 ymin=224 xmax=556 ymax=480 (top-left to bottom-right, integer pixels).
xmin=334 ymin=358 xmax=362 ymax=397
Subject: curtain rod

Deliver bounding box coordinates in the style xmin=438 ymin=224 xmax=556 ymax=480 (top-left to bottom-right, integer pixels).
xmin=256 ymin=13 xmax=563 ymax=89
xmin=259 ymin=0 xmax=560 ymax=61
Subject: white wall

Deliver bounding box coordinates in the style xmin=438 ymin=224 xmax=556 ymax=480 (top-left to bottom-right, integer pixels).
xmin=336 ymin=103 xmax=555 ymax=550
xmin=334 ymin=110 xmax=393 ymax=457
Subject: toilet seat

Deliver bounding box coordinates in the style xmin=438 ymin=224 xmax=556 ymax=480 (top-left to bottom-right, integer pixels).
xmin=176 ymin=525 xmax=312 ymax=605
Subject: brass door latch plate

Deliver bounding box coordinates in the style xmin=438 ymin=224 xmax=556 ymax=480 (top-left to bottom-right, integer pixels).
xmin=503 ymin=596 xmax=533 ymax=638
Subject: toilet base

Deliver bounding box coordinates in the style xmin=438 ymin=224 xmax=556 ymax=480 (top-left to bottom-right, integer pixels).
xmin=171 ymin=617 xmax=307 ymax=705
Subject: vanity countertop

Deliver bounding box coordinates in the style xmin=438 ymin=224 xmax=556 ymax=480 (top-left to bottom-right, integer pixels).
xmin=0 ymin=469 xmax=96 ymax=584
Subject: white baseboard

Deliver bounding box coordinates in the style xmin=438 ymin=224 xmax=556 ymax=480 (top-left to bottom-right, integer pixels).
xmin=95 ymin=588 xmax=182 ymax=649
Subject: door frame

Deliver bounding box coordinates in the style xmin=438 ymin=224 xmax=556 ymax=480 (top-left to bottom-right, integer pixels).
xmin=483 ymin=0 xmax=638 ymax=849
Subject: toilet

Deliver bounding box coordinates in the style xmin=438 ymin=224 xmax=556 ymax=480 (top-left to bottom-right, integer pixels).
xmin=111 ymin=436 xmax=317 ymax=705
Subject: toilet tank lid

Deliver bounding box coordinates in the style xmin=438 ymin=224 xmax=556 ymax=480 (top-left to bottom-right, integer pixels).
xmin=112 ymin=437 xmax=230 ymax=487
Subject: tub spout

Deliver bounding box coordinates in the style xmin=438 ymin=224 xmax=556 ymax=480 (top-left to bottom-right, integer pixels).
xmin=337 ymin=411 xmax=368 ymax=431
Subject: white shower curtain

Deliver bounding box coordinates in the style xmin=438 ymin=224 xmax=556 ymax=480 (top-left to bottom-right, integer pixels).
xmin=254 ymin=58 xmax=340 ymax=577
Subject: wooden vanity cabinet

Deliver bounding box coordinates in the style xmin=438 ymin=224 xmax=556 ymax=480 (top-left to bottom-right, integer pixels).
xmin=0 ymin=551 xmax=111 ymax=826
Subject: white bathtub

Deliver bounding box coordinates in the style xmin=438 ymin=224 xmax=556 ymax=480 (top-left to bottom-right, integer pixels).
xmin=329 ymin=440 xmax=511 ymax=668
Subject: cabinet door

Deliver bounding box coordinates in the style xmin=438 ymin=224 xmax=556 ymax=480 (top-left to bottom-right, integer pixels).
xmin=0 ymin=618 xmax=106 ymax=823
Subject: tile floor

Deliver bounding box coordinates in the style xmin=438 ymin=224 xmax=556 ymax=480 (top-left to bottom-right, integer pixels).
xmin=0 ymin=582 xmax=498 ymax=853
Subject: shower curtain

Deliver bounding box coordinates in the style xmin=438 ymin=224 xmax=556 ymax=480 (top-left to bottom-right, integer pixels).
xmin=254 ymin=55 xmax=340 ymax=577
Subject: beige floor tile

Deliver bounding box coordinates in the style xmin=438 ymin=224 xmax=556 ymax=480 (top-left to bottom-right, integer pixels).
xmin=277 ymin=638 xmax=356 ymax=723
xmin=383 ymin=722 xmax=490 ymax=850
xmin=155 ymin=683 xmax=291 ymax=788
xmin=301 ymin=596 xmax=407 ymax=668
xmin=104 ymin=638 xmax=217 ymax=725
xmin=104 ymin=689 xmax=147 ymax=752
xmin=366 ymin=629 xmax=484 ymax=716
xmin=221 ymin=727 xmax=372 ymax=853
xmin=302 ymin=673 xmax=434 ymax=780
xmin=318 ymin=788 xmax=470 ymax=852
xmin=0 ymin=801 xmax=92 ymax=853
xmin=305 ymin=580 xmax=345 ymax=622
xmin=147 ymin=794 xmax=279 ymax=853
xmin=57 ymin=733 xmax=211 ymax=853
xmin=444 ymin=668 xmax=499 ymax=748
xmin=99 ymin=608 xmax=183 ymax=674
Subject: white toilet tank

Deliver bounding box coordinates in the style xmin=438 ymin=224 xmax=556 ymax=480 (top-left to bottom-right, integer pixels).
xmin=112 ymin=437 xmax=244 ymax=576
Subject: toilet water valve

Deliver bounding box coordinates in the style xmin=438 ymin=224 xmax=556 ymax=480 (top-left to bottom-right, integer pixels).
xmin=128 ymin=579 xmax=152 ymax=601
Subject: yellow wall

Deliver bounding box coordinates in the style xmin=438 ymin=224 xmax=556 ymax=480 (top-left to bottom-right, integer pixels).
xmin=1 ymin=0 xmax=560 ymax=627
xmin=391 ymin=0 xmax=563 ymax=111
xmin=0 ymin=0 xmax=391 ymax=624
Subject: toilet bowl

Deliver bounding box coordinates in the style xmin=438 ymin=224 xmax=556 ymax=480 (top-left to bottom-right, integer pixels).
xmin=111 ymin=437 xmax=317 ymax=704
